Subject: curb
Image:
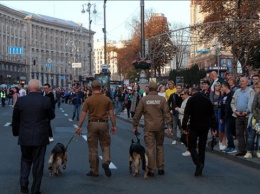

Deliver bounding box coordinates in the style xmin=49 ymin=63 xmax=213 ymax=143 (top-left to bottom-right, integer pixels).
xmin=116 ymin=115 xmax=260 ymax=170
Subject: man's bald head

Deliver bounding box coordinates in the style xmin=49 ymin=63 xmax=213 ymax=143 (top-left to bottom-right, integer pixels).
xmin=28 ymin=79 xmax=41 ymax=92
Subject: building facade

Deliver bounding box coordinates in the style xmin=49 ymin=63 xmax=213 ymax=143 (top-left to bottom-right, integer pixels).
xmin=94 ymin=39 xmax=124 ymax=81
xmin=0 ymin=4 xmax=93 ymax=87
xmin=190 ymin=0 xmax=233 ymax=75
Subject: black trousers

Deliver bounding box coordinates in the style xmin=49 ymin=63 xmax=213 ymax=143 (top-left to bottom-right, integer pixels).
xmin=20 ymin=145 xmax=47 ymax=194
xmin=188 ymin=129 xmax=209 ymax=167
xmin=48 ymin=120 xmax=53 ymax=138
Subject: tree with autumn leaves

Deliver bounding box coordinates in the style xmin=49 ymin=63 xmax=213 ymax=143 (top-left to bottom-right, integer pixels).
xmin=109 ymin=10 xmax=175 ymax=82
xmin=193 ymin=0 xmax=260 ymax=73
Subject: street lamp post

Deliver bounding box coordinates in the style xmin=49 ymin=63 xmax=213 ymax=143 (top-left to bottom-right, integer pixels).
xmin=82 ymin=2 xmax=97 ymax=77
xmin=216 ymin=42 xmax=221 ymax=76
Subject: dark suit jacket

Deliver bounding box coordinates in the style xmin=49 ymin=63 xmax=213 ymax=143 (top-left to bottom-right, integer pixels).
xmin=12 ymin=92 xmax=55 ymax=146
xmin=182 ymin=92 xmax=217 ymax=131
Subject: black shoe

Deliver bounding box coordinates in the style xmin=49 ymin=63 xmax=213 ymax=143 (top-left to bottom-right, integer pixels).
xmin=20 ymin=186 xmax=29 ymax=193
xmin=235 ymin=152 xmax=246 ymax=156
xmin=147 ymin=171 xmax=154 ymax=177
xmin=102 ymin=163 xmax=111 ymax=177
xmin=194 ymin=164 xmax=204 ymax=176
xmin=158 ymin=169 xmax=165 ymax=175
xmin=86 ymin=171 xmax=98 ymax=177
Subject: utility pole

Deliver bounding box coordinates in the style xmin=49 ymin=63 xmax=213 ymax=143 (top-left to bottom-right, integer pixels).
xmin=104 ymin=0 xmax=107 ymax=65
xmin=140 ymin=0 xmax=145 ymax=59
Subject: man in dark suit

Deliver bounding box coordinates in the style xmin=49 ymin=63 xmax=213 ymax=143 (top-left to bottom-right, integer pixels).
xmin=182 ymin=86 xmax=217 ymax=177
xmin=12 ymin=79 xmax=55 ymax=194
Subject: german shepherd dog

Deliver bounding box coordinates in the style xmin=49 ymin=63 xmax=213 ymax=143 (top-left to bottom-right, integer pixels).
xmin=48 ymin=143 xmax=68 ymax=176
xmin=129 ymin=138 xmax=148 ymax=179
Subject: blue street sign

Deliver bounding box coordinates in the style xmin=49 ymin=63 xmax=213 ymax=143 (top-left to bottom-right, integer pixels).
xmin=8 ymin=47 xmax=23 ymax=54
xmin=45 ymin=63 xmax=53 ymax=67
xmin=60 ymin=75 xmax=66 ymax=80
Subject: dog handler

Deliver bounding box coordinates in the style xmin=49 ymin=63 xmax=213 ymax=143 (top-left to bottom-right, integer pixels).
xmin=133 ymin=81 xmax=172 ymax=177
xmin=76 ymin=80 xmax=116 ymax=177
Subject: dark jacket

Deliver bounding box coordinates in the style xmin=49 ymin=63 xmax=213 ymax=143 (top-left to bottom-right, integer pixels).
xmin=12 ymin=92 xmax=55 ymax=146
xmin=45 ymin=91 xmax=55 ymax=110
xmin=220 ymin=91 xmax=234 ymax=120
xmin=182 ymin=92 xmax=217 ymax=131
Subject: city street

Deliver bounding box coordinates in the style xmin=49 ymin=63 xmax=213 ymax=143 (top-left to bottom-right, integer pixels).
xmin=1 ymin=103 xmax=260 ymax=194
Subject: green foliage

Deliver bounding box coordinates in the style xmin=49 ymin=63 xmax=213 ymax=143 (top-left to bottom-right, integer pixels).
xmin=168 ymin=64 xmax=206 ymax=86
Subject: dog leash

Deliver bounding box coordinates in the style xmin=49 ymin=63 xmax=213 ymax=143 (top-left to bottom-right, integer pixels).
xmin=65 ymin=132 xmax=77 ymax=151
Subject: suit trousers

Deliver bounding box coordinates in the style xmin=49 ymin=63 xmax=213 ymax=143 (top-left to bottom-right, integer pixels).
xmin=188 ymin=129 xmax=208 ymax=167
xmin=144 ymin=130 xmax=165 ymax=172
xmin=87 ymin=122 xmax=111 ymax=174
xmin=235 ymin=117 xmax=248 ymax=153
xmin=20 ymin=145 xmax=46 ymax=194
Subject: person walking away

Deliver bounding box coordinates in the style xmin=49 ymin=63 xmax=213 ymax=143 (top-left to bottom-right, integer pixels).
xmin=12 ymin=79 xmax=55 ymax=194
xmin=176 ymin=89 xmax=191 ymax=156
xmin=71 ymin=88 xmax=82 ymax=121
xmin=133 ymin=81 xmax=172 ymax=177
xmin=231 ymin=77 xmax=254 ymax=156
xmin=252 ymin=83 xmax=260 ymax=158
xmin=182 ymin=86 xmax=217 ymax=176
xmin=19 ymin=83 xmax=27 ymax=96
xmin=43 ymin=83 xmax=56 ymax=142
xmin=220 ymin=82 xmax=237 ymax=154
xmin=0 ymin=88 xmax=7 ymax=107
xmin=75 ymin=81 xmax=116 ymax=177
xmin=114 ymin=86 xmax=122 ymax=115
xmin=244 ymin=82 xmax=260 ymax=158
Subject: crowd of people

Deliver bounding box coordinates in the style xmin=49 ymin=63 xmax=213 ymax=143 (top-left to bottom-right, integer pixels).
xmin=1 ymin=71 xmax=260 ymax=192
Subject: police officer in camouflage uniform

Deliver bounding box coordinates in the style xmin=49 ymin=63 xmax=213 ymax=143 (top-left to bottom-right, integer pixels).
xmin=133 ymin=81 xmax=172 ymax=177
xmin=76 ymin=80 xmax=116 ymax=177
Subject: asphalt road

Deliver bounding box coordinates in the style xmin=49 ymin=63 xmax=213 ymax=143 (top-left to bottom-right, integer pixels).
xmin=0 ymin=102 xmax=260 ymax=194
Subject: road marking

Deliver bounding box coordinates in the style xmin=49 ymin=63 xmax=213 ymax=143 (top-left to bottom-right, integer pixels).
xmin=4 ymin=122 xmax=11 ymax=127
xmin=64 ymin=114 xmax=68 ymax=117
xmin=99 ymin=156 xmax=117 ymax=169
xmin=82 ymin=135 xmax=87 ymax=141
xmin=68 ymin=119 xmax=73 ymax=122
xmin=73 ymin=124 xmax=78 ymax=128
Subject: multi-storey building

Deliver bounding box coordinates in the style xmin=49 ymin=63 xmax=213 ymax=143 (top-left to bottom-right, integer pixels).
xmin=190 ymin=0 xmax=233 ymax=75
xmin=94 ymin=39 xmax=124 ymax=81
xmin=0 ymin=4 xmax=93 ymax=87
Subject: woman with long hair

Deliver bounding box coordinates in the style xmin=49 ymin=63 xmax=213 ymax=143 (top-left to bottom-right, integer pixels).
xmin=12 ymin=87 xmax=19 ymax=108
xmin=210 ymin=82 xmax=227 ymax=150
